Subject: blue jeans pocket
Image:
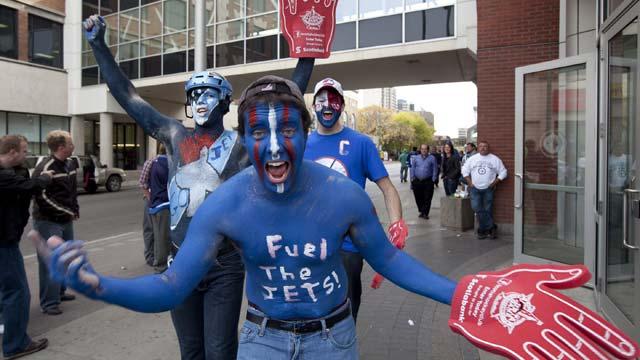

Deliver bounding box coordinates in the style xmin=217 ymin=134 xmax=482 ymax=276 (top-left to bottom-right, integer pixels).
xmin=327 ymin=318 xmax=357 ymax=349
xmin=239 ymin=323 xmax=258 ymax=344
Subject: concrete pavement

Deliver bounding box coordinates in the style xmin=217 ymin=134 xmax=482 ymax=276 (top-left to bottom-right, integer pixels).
xmin=3 ymin=162 xmax=598 ymax=359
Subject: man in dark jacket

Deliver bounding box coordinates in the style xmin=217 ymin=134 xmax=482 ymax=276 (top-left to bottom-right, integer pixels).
xmin=147 ymin=144 xmax=170 ymax=273
xmin=0 ymin=135 xmax=51 ymax=359
xmin=32 ymin=130 xmax=79 ymax=316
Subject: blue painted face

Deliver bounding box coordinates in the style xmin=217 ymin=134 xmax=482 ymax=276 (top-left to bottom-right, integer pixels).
xmin=314 ymin=89 xmax=343 ymax=129
xmin=243 ymin=101 xmax=305 ymax=194
xmin=189 ymin=88 xmax=221 ymax=126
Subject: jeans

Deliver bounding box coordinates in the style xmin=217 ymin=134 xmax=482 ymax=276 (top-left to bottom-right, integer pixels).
xmin=411 ymin=178 xmax=435 ymax=216
xmin=340 ymin=251 xmax=363 ymax=322
xmin=400 ymin=166 xmax=408 ymax=182
xmin=470 ymin=187 xmax=495 ymax=232
xmin=443 ymin=178 xmax=458 ymax=196
xmin=142 ymin=199 xmax=155 ymax=266
xmin=150 ymin=209 xmax=170 ymax=272
xmin=170 ymin=248 xmax=245 ymax=360
xmin=34 ymin=220 xmax=73 ymax=311
xmin=237 ymin=302 xmax=357 ymax=360
xmin=0 ymin=246 xmax=32 ymax=356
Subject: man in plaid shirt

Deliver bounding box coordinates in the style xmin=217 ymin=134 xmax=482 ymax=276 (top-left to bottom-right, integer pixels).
xmin=139 ymin=157 xmax=155 ymax=266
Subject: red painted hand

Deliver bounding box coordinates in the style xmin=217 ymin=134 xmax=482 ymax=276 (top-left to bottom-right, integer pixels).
xmin=279 ymin=0 xmax=338 ymax=58
xmin=449 ymin=264 xmax=639 ymax=359
xmin=371 ymin=219 xmax=409 ymax=289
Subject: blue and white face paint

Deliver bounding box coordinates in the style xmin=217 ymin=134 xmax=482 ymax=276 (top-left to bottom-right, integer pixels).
xmin=243 ymin=101 xmax=305 ymax=194
xmin=189 ymin=88 xmax=221 ymax=126
xmin=313 ymin=89 xmax=343 ymax=129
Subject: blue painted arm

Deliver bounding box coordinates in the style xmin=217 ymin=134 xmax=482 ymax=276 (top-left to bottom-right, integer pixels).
xmin=291 ymin=58 xmax=315 ymax=93
xmin=349 ymin=187 xmax=457 ymax=304
xmin=84 ymin=16 xmax=178 ymax=142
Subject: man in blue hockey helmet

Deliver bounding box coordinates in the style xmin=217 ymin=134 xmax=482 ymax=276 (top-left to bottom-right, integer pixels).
xmin=82 ymin=14 xmax=315 ymax=360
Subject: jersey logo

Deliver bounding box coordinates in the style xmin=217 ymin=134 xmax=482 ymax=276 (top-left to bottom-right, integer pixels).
xmin=490 ymin=291 xmax=543 ymax=334
xmin=339 ymin=140 xmax=350 ymax=155
xmin=314 ymin=157 xmax=348 ymax=177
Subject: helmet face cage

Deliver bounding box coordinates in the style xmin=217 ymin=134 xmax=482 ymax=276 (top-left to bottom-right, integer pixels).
xmin=184 ymin=71 xmax=232 ymax=104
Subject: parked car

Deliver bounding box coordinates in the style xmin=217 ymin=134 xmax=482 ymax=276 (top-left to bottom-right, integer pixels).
xmin=25 ymin=155 xmax=126 ymax=193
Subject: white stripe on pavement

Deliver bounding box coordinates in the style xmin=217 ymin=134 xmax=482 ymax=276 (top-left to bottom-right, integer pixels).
xmin=23 ymin=231 xmax=139 ymax=260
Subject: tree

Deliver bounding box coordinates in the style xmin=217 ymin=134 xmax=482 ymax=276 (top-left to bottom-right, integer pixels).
xmin=355 ymin=105 xmax=395 ymax=137
xmin=392 ymin=111 xmax=435 ymax=148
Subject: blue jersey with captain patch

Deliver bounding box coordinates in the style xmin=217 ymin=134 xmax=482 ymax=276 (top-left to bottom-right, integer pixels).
xmin=304 ymin=127 xmax=388 ymax=252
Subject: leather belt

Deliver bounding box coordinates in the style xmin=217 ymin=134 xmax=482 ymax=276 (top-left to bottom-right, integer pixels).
xmin=246 ymin=303 xmax=351 ymax=334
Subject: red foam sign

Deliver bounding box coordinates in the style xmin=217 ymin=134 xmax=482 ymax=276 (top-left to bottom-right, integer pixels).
xmin=279 ymin=0 xmax=338 ymax=58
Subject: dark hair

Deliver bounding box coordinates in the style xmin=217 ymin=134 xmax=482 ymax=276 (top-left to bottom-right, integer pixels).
xmin=466 ymin=142 xmax=476 ymax=150
xmin=0 ymin=134 xmax=26 ymax=155
xmin=237 ymin=76 xmax=311 ymax=136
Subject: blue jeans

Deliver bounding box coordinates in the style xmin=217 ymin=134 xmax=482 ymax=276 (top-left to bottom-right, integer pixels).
xmin=237 ymin=302 xmax=357 ymax=360
xmin=443 ymin=178 xmax=458 ymax=196
xmin=34 ymin=220 xmax=74 ymax=311
xmin=0 ymin=246 xmax=32 ymax=356
xmin=170 ymin=248 xmax=245 ymax=360
xmin=470 ymin=187 xmax=495 ymax=232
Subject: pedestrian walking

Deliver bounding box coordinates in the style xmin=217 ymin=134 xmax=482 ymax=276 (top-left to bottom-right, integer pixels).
xmin=398 ymin=149 xmax=409 ymax=182
xmin=304 ymin=77 xmax=406 ymax=321
xmin=410 ymin=144 xmax=439 ymax=219
xmin=139 ymin=156 xmax=155 ymax=266
xmin=461 ymin=140 xmax=507 ymax=239
xmin=0 ymin=134 xmax=51 ymax=359
xmin=146 ymin=145 xmax=170 ymax=273
xmin=441 ymin=142 xmax=461 ymax=196
xmin=33 ymin=130 xmax=78 ymax=316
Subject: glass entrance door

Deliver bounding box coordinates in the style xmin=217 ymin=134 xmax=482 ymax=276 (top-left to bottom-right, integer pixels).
xmin=514 ymin=54 xmax=597 ymax=272
xmin=600 ymin=4 xmax=640 ymax=340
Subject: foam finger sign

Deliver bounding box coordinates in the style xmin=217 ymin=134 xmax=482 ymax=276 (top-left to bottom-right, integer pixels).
xmin=448 ymin=264 xmax=639 ymax=359
xmin=279 ymin=0 xmax=338 ymax=58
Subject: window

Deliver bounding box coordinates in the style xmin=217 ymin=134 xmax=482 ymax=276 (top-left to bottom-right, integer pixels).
xmin=332 ymin=22 xmax=356 ymax=51
xmin=336 ymin=0 xmax=357 ymax=23
xmin=359 ymin=0 xmax=403 ymax=19
xmin=120 ymin=59 xmax=139 ymax=79
xmin=29 ymin=15 xmax=63 ymax=68
xmin=359 ymin=15 xmax=402 ymax=48
xmin=0 ymin=111 xmax=6 ymax=136
xmin=247 ymin=13 xmax=278 ymax=38
xmin=246 ymin=35 xmax=277 ymax=63
xmin=164 ymin=0 xmax=187 ymax=33
xmin=8 ymin=113 xmax=41 ymax=154
xmin=163 ymin=51 xmax=186 ymax=74
xmin=405 ymin=6 xmax=454 ymax=42
xmin=280 ymin=34 xmax=290 ymax=59
xmin=120 ymin=0 xmax=139 ymax=11
xmin=141 ymin=3 xmax=163 ymax=38
xmin=217 ymin=0 xmax=244 ymax=22
xmin=82 ymin=67 xmax=100 ymax=86
xmin=0 ymin=5 xmax=18 ymax=59
xmin=216 ymin=40 xmax=243 ymax=67
xmin=247 ymin=0 xmax=276 ymax=16
xmin=217 ymin=20 xmax=243 ymax=42
xmin=141 ymin=55 xmax=161 ymax=77
xmin=120 ymin=8 xmax=140 ymax=43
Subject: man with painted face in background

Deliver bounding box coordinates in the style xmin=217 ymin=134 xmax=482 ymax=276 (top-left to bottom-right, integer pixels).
xmin=304 ymin=78 xmax=407 ymax=320
xmin=34 ymin=75 xmax=639 ymax=360
xmin=82 ymin=14 xmax=315 ymax=360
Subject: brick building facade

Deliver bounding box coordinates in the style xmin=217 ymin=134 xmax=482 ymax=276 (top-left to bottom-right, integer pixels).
xmin=476 ymin=0 xmax=560 ymax=228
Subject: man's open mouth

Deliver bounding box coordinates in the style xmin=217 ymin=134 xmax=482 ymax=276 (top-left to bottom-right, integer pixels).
xmin=265 ymin=161 xmax=290 ymax=183
xmin=197 ymin=108 xmax=208 ymax=115
xmin=322 ymin=110 xmax=333 ymax=121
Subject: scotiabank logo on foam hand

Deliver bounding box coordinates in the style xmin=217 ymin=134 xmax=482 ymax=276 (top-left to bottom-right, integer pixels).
xmin=490 ymin=292 xmax=543 ymax=334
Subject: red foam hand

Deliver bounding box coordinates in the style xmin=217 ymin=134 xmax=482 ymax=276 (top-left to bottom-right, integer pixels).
xmin=449 ymin=264 xmax=639 ymax=359
xmin=371 ymin=219 xmax=409 ymax=289
xmin=279 ymin=0 xmax=338 ymax=58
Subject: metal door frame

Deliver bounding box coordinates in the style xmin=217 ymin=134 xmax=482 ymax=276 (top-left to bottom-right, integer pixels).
xmin=514 ymin=53 xmax=598 ymax=276
xmin=598 ymin=1 xmax=640 ymax=339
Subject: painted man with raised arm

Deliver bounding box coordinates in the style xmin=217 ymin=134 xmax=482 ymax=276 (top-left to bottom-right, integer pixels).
xmin=82 ymin=12 xmax=314 ymax=359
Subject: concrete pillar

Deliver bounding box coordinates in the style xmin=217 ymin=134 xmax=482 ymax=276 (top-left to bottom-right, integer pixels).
xmin=147 ymin=136 xmax=157 ymax=160
xmin=70 ymin=115 xmax=85 ymax=155
xmin=194 ymin=0 xmax=206 ymax=71
xmin=99 ymin=112 xmax=113 ymax=167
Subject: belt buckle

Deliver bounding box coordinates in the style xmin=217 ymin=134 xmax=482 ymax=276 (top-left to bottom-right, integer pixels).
xmin=292 ymin=321 xmax=313 ymax=334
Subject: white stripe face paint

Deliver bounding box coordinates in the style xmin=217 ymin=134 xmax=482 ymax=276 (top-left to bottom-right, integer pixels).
xmin=268 ymin=103 xmax=280 ymax=160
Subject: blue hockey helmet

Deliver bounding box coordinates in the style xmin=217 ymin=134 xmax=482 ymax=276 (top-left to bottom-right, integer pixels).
xmin=184 ymin=71 xmax=232 ymax=102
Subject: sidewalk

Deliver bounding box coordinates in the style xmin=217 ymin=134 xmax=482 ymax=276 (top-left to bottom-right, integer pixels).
xmin=15 ymin=162 xmax=597 ymax=360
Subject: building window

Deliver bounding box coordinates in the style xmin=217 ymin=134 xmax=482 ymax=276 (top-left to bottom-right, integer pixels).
xmin=164 ymin=0 xmax=187 ymax=34
xmin=0 ymin=5 xmax=18 ymax=59
xmin=216 ymin=40 xmax=243 ymax=67
xmin=82 ymin=66 xmax=100 ymax=86
xmin=29 ymin=15 xmax=63 ymax=68
xmin=217 ymin=0 xmax=244 ymax=22
xmin=279 ymin=34 xmax=289 ymax=59
xmin=120 ymin=0 xmax=139 ymax=11
xmin=405 ymin=6 xmax=454 ymax=42
xmin=359 ymin=15 xmax=402 ymax=48
xmin=332 ymin=22 xmax=356 ymax=51
xmin=163 ymin=51 xmax=186 ymax=74
xmin=100 ymin=0 xmax=117 ymax=15
xmin=336 ymin=0 xmax=357 ymax=23
xmin=141 ymin=55 xmax=161 ymax=77
xmin=0 ymin=111 xmax=7 ymax=136
xmin=359 ymin=0 xmax=403 ymax=19
xmin=246 ymin=35 xmax=277 ymax=63
xmin=246 ymin=12 xmax=278 ymax=38
xmin=120 ymin=59 xmax=139 ymax=79
xmin=6 ymin=113 xmax=68 ymax=154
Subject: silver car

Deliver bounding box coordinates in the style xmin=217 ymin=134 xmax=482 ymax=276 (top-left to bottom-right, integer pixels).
xmin=25 ymin=155 xmax=127 ymax=193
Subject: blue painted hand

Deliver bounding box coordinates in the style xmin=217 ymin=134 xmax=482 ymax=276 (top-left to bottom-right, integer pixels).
xmin=83 ymin=14 xmax=106 ymax=43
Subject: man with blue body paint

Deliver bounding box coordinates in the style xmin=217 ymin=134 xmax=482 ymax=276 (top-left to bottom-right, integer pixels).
xmin=82 ymin=14 xmax=315 ymax=360
xmin=35 ymin=75 xmax=639 ymax=360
